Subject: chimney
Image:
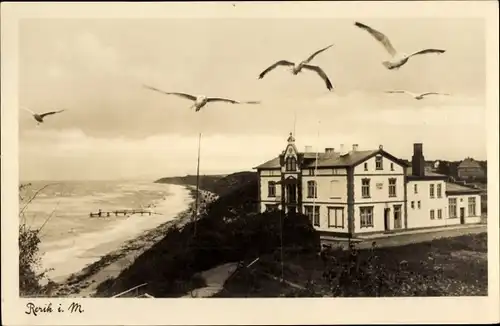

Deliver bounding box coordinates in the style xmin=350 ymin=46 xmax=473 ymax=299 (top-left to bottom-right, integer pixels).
xmin=304 ymin=145 xmax=313 ymax=153
xmin=325 ymin=147 xmax=335 ymax=154
xmin=352 ymin=144 xmax=359 ymax=152
xmin=412 ymin=143 xmax=425 ymax=177
xmin=340 ymin=144 xmax=349 ymax=156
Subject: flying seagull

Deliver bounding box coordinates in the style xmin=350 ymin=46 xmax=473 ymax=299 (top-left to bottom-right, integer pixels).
xmin=354 ymin=22 xmax=446 ymax=70
xmin=258 ymin=43 xmax=334 ymax=91
xmin=21 ymin=106 xmax=66 ymax=125
xmin=143 ymin=85 xmax=260 ymax=112
xmin=385 ymin=90 xmax=451 ymax=100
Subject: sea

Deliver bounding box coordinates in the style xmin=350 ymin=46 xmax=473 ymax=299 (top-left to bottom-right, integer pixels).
xmin=19 ymin=180 xmax=192 ymax=283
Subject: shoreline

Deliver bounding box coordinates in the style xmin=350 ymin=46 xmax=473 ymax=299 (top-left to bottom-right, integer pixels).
xmin=47 ymin=185 xmax=212 ymax=297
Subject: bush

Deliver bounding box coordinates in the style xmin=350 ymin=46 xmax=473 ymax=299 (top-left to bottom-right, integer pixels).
xmin=19 ymin=224 xmax=46 ymax=296
xmin=18 ymin=183 xmax=52 ymax=297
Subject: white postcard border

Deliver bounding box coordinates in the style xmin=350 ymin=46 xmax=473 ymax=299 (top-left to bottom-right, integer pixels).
xmin=1 ymin=1 xmax=499 ymax=325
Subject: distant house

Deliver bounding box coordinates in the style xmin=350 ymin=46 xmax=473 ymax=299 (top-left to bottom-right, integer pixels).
xmin=457 ymin=158 xmax=485 ymax=180
xmin=254 ymin=134 xmax=483 ymax=241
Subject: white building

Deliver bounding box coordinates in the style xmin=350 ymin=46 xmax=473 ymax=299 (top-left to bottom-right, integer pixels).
xmin=254 ymin=133 xmax=483 ymax=239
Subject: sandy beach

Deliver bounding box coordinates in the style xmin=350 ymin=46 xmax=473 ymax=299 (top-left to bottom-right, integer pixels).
xmin=47 ymin=186 xmax=216 ymax=297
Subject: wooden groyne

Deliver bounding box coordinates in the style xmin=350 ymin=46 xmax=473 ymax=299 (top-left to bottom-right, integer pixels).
xmin=89 ymin=209 xmax=156 ymax=218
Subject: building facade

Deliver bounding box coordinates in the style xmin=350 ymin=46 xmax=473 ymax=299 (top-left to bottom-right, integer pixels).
xmin=457 ymin=157 xmax=486 ymax=180
xmin=254 ymin=134 xmax=483 ymax=238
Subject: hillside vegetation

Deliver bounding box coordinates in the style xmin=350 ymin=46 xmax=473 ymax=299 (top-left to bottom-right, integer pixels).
xmin=155 ymin=171 xmax=258 ymax=197
xmin=98 ymin=171 xmax=487 ymax=298
xmin=96 ymin=171 xmax=319 ymax=297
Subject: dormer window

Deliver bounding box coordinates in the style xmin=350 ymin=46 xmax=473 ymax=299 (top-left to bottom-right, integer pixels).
xmin=375 ymin=155 xmax=383 ymax=170
xmin=285 ymin=157 xmax=297 ymax=171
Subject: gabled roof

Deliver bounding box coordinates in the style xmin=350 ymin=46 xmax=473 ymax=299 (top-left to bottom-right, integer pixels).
xmin=254 ymin=148 xmax=405 ymax=170
xmin=458 ymin=158 xmax=483 ymax=169
xmin=446 ymin=182 xmax=482 ymax=194
xmin=253 ymin=156 xmax=281 ymax=170
xmin=303 ymin=150 xmax=379 ymax=168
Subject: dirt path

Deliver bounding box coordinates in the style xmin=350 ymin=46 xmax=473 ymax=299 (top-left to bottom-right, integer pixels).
xmin=357 ymin=225 xmax=487 ymax=249
xmin=182 ymin=263 xmax=239 ymax=298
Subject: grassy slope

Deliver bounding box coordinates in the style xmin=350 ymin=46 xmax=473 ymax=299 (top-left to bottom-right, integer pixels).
xmin=94 ymin=171 xmax=321 ymax=297
xmin=98 ymin=171 xmax=487 ymax=298
xmin=218 ymin=233 xmax=487 ymax=297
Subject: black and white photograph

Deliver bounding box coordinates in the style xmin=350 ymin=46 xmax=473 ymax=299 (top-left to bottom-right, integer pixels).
xmin=1 ymin=1 xmax=499 ymax=325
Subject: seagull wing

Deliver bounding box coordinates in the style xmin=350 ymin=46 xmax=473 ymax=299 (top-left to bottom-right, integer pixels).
xmin=206 ymin=97 xmax=240 ymax=104
xmin=304 ymin=44 xmax=334 ymax=64
xmin=142 ymin=85 xmax=197 ymax=101
xmin=354 ymin=22 xmax=397 ymax=57
xmin=408 ymin=49 xmax=446 ymax=58
xmin=20 ymin=106 xmax=36 ymax=115
xmin=385 ymin=90 xmax=415 ymax=97
xmin=302 ymin=64 xmax=333 ymax=91
xmin=419 ymin=92 xmax=450 ymax=98
xmin=258 ymin=60 xmax=295 ymax=79
xmin=39 ymin=109 xmax=65 ymax=118
xmin=385 ymin=90 xmax=409 ymax=94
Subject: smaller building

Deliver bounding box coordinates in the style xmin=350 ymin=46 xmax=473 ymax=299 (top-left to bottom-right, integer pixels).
xmin=445 ymin=182 xmax=483 ymax=224
xmin=457 ymin=158 xmax=485 ymax=180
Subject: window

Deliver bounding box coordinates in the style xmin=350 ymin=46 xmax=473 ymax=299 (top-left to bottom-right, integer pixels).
xmin=360 ymin=206 xmax=374 ymax=228
xmin=430 ymin=184 xmax=435 ymax=198
xmin=329 ymin=180 xmax=340 ymax=198
xmin=361 ymin=178 xmax=371 ymax=198
xmin=304 ymin=205 xmax=320 ymax=227
xmin=417 ymin=201 xmax=421 ymax=209
xmin=468 ymin=197 xmax=476 ymax=216
xmin=430 ymin=209 xmax=435 ymax=220
xmin=307 ymin=180 xmax=317 ymax=198
xmin=375 ymin=156 xmax=383 ymax=170
xmin=285 ymin=157 xmax=297 ymax=171
xmin=437 ymin=209 xmax=442 ymax=219
xmin=411 ymin=201 xmax=415 ymax=209
xmin=390 ymin=163 xmax=394 ymax=171
xmin=328 ymin=207 xmax=344 ymax=228
xmin=268 ymin=181 xmax=276 ymax=197
xmin=364 ymin=162 xmax=368 ymax=171
xmin=449 ymin=198 xmax=457 ymax=218
xmin=437 ymin=184 xmax=442 ymax=198
xmin=388 ymin=178 xmax=397 ymax=197
xmin=414 ymin=184 xmax=418 ymax=194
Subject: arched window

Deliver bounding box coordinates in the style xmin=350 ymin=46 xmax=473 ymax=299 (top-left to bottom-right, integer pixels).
xmin=307 ymin=180 xmax=317 ymax=198
xmin=285 ymin=157 xmax=297 ymax=171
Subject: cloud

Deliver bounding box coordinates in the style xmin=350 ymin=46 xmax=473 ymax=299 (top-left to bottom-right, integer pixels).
xmin=17 ymin=18 xmax=487 ymax=180
xmin=52 ymin=32 xmax=121 ymax=78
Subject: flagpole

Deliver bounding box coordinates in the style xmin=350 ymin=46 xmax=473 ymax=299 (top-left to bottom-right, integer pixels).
xmin=313 ymin=120 xmax=320 ymax=225
xmin=293 ymin=108 xmax=297 ymax=138
xmin=193 ymin=132 xmax=202 ymax=237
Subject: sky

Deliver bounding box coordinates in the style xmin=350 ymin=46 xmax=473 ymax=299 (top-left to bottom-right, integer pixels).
xmin=18 ymin=17 xmax=486 ymax=181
